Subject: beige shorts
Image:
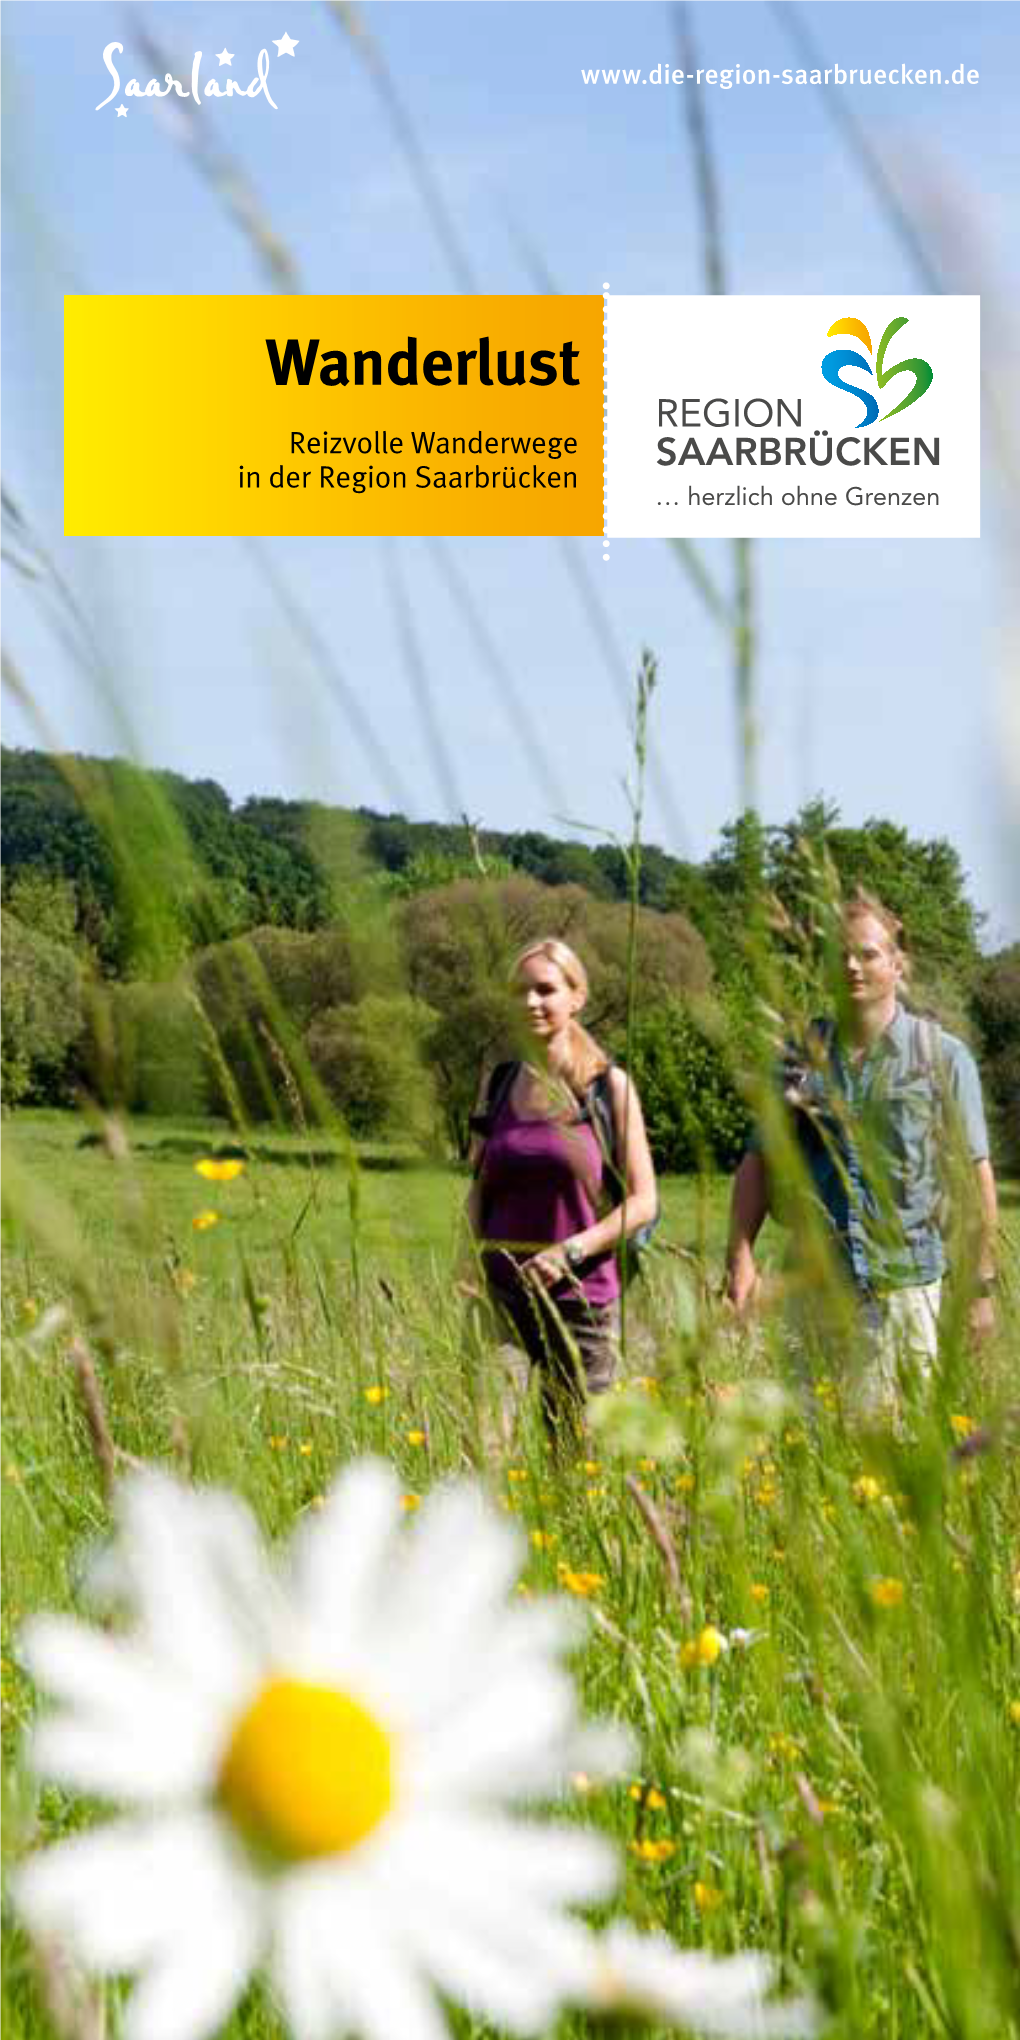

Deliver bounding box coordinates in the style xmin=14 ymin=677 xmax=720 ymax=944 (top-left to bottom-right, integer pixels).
xmin=786 ymin=1277 xmax=942 ymax=1422
xmin=856 ymin=1281 xmax=941 ymax=1420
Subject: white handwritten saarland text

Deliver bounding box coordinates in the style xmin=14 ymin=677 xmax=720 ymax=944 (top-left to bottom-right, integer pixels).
xmin=96 ymin=42 xmax=278 ymax=111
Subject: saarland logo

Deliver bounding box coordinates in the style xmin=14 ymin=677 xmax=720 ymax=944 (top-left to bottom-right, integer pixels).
xmin=96 ymin=34 xmax=299 ymax=119
xmin=820 ymin=316 xmax=933 ymax=430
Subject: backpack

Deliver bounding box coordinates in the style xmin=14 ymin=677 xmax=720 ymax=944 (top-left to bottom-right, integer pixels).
xmin=471 ymin=1059 xmax=659 ymax=1282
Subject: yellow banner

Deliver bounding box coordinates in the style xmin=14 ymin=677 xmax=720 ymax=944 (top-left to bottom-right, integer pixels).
xmin=64 ymin=295 xmax=604 ymax=537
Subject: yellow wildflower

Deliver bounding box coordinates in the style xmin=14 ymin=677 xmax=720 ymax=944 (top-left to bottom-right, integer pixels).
xmin=191 ymin=1210 xmax=220 ymax=1232
xmin=629 ymin=1838 xmax=675 ymax=1865
xmin=586 ymin=1485 xmax=606 ymax=1502
xmin=1008 ymin=1700 xmax=1020 ymax=1726
xmin=676 ymin=1472 xmax=696 ymax=1495
xmin=556 ymin=1565 xmax=604 ymax=1598
xmin=636 ymin=1458 xmax=657 ymax=1474
xmin=400 ymin=1493 xmax=421 ymax=1513
xmin=194 ymin=1158 xmax=245 ymax=1183
xmin=869 ymin=1577 xmax=905 ymax=1610
xmin=749 ymin=1583 xmax=770 ymax=1605
xmin=21 ymin=1298 xmax=39 ymax=1323
xmin=693 ymin=1880 xmax=723 ymax=1913
xmin=628 ymin=1782 xmax=644 ymax=1802
xmin=645 ymin=1787 xmax=667 ymax=1812
xmin=530 ymin=1529 xmax=556 ymax=1553
xmin=363 ymin=1386 xmax=389 ymax=1407
xmin=852 ymin=1474 xmax=883 ymax=1505
xmin=583 ymin=1460 xmax=600 ymax=1476
xmin=767 ymin=1733 xmax=802 ymax=1765
xmin=507 ymin=1469 xmax=529 ymax=1484
xmin=950 ymin=1413 xmax=974 ymax=1439
xmin=298 ymin=1442 xmax=313 ymax=1457
xmin=406 ymin=1428 xmax=426 ymax=1447
xmin=681 ymin=1625 xmax=728 ymax=1670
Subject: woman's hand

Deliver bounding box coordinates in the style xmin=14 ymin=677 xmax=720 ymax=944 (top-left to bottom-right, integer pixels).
xmin=523 ymin=1244 xmax=576 ymax=1289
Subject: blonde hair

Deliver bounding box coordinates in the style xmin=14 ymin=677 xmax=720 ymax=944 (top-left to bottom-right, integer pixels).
xmin=842 ymin=890 xmax=911 ymax=983
xmin=510 ymin=938 xmax=609 ymax=1092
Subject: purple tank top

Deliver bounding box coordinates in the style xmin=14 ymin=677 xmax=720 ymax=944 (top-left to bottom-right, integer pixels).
xmin=479 ymin=1088 xmax=620 ymax=1307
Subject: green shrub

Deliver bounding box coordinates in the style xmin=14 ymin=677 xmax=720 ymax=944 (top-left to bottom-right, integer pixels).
xmin=623 ymin=997 xmax=749 ymax=1173
xmin=0 ymin=910 xmax=84 ymax=1106
xmin=88 ymin=979 xmax=213 ymax=1117
xmin=306 ymin=995 xmax=438 ymax=1142
xmin=970 ymin=943 xmax=1020 ymax=1169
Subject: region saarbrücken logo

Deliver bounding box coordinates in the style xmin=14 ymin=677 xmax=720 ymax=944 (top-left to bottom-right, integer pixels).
xmin=821 ymin=316 xmax=933 ymax=429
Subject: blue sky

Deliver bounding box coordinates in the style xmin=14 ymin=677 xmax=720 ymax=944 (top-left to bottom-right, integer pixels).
xmin=2 ymin=1 xmax=1017 ymax=942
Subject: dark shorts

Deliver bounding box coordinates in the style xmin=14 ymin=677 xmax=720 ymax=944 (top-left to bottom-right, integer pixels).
xmin=487 ymin=1283 xmax=620 ymax=1396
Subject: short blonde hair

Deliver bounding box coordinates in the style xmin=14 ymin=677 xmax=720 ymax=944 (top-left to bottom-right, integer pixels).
xmin=842 ymin=889 xmax=905 ymax=951
xmin=510 ymin=938 xmax=608 ymax=1091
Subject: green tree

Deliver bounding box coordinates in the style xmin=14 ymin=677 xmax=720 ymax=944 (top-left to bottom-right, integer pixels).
xmin=970 ymin=944 xmax=1020 ymax=1169
xmin=623 ymin=998 xmax=748 ymax=1173
xmin=306 ymin=995 xmax=438 ymax=1142
xmin=1 ymin=910 xmax=84 ymax=1106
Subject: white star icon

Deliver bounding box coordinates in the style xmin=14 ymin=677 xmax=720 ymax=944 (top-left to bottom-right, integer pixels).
xmin=216 ymin=49 xmax=233 ymax=67
xmin=273 ymin=33 xmax=299 ymax=56
xmin=116 ymin=104 xmax=128 ymax=116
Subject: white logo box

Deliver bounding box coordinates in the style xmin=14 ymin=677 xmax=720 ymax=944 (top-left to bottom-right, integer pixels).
xmin=605 ymin=295 xmax=979 ymax=538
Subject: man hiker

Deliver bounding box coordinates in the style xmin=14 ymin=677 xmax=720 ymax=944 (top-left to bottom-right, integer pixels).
xmin=725 ymin=892 xmax=998 ymax=1417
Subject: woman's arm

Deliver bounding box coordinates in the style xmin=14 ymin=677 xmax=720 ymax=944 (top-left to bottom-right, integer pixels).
xmin=724 ymin=1150 xmax=769 ymax=1311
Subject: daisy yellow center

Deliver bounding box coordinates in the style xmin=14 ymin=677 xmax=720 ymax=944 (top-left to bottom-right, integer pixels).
xmin=218 ymin=1677 xmax=394 ymax=1860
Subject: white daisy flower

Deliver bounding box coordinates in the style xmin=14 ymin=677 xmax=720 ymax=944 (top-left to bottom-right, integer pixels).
xmin=14 ymin=1462 xmax=620 ymax=2040
xmin=587 ymin=1923 xmax=821 ymax=2036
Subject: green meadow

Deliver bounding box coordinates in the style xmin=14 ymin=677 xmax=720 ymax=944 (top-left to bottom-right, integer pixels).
xmin=3 ymin=1111 xmax=1018 ymax=2040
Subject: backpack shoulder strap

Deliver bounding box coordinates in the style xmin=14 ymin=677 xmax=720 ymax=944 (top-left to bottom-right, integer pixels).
xmin=908 ymin=1013 xmax=941 ymax=1077
xmin=468 ymin=1060 xmax=518 ymax=1140
xmin=588 ymin=1063 xmax=619 ymax=1179
xmin=808 ymin=1014 xmax=837 ymax=1058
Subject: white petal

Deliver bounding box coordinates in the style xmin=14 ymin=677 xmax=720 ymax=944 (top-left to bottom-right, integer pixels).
xmin=401 ymin=1892 xmax=587 ymax=2033
xmin=22 ymin=1618 xmax=220 ymax=1800
xmin=275 ymin=1871 xmax=447 ymax=2040
xmin=115 ymin=1474 xmax=281 ymax=1705
xmin=123 ymin=1898 xmax=263 ymax=2040
xmin=363 ymin=1816 xmax=607 ymax=2030
xmin=290 ymin=1460 xmax=401 ymax=1663
xmin=382 ymin=1486 xmax=521 ymax=1678
xmin=592 ymin=1927 xmax=821 ymax=2038
xmin=387 ymin=1809 xmax=617 ymax=1910
xmin=412 ymin=1660 xmax=577 ymax=1800
xmin=14 ymin=1812 xmax=261 ymax=2002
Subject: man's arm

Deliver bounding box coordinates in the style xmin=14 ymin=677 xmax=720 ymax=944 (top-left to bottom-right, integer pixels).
xmin=725 ymin=1149 xmax=770 ymax=1312
xmin=942 ymin=1036 xmax=998 ymax=1335
xmin=970 ymin=1156 xmax=999 ymax=1339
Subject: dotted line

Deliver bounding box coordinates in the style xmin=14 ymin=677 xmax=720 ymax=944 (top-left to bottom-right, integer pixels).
xmin=602 ymin=282 xmax=609 ymax=563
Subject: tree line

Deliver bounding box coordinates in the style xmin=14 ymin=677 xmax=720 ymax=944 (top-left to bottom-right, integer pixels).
xmin=2 ymin=748 xmax=1016 ymax=1169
